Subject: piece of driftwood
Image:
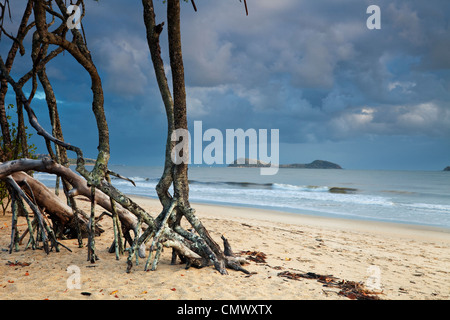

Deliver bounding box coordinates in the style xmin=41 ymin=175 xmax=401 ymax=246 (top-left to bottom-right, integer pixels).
xmin=7 ymin=170 xmax=103 ymax=239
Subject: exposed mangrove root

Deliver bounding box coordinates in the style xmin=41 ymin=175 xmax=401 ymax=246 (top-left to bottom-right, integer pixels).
xmin=1 ymin=159 xmax=251 ymax=274
xmin=87 ymin=186 xmax=98 ymax=263
xmin=4 ymin=175 xmax=72 ymax=254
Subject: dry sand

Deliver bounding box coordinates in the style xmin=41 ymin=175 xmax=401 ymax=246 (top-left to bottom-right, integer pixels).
xmin=1 ymin=195 xmax=449 ymax=300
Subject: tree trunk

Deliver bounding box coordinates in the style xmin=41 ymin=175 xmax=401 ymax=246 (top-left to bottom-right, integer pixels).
xmin=167 ymin=0 xmax=190 ymax=207
xmin=142 ymin=0 xmax=175 ymax=210
xmin=0 ymin=81 xmax=12 ymax=157
xmin=136 ymin=0 xmax=246 ymax=275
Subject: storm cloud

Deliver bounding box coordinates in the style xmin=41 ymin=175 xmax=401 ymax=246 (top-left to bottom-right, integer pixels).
xmin=2 ymin=0 xmax=449 ymax=169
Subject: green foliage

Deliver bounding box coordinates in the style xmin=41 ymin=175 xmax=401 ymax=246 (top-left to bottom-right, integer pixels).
xmin=0 ymin=104 xmax=37 ymax=215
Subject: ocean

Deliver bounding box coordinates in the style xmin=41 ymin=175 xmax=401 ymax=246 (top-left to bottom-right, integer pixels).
xmin=34 ymin=166 xmax=450 ymax=229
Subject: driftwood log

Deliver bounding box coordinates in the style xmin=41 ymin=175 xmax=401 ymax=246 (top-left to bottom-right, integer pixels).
xmin=10 ymin=170 xmax=99 ymax=238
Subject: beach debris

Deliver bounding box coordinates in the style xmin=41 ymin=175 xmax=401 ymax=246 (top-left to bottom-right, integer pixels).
xmin=81 ymin=292 xmax=92 ymax=296
xmin=244 ymin=272 xmax=257 ymax=278
xmin=270 ymin=265 xmax=284 ymax=270
xmin=278 ymin=271 xmax=335 ymax=281
xmin=336 ymin=280 xmax=382 ymax=300
xmin=109 ymin=290 xmax=120 ymax=298
xmin=398 ymin=287 xmax=408 ymax=294
xmin=277 ymin=271 xmax=382 ymax=300
xmin=240 ymin=250 xmax=267 ymax=263
xmin=6 ymin=260 xmax=31 ymax=267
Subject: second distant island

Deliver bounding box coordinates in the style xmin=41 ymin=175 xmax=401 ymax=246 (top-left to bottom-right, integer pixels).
xmin=228 ymin=159 xmax=342 ymax=169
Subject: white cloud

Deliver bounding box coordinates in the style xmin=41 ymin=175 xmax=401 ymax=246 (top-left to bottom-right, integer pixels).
xmin=92 ymin=34 xmax=151 ymax=96
xmin=396 ymin=102 xmax=450 ymax=134
xmin=186 ymin=85 xmax=230 ymax=117
xmin=328 ymin=102 xmax=450 ymax=139
xmin=388 ymin=81 xmax=416 ymax=93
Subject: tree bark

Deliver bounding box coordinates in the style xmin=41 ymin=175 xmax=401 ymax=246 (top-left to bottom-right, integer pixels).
xmin=167 ymin=0 xmax=190 ymax=206
xmin=142 ymin=0 xmax=175 ymax=210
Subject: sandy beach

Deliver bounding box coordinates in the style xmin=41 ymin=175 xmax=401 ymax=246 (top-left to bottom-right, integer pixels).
xmin=1 ymin=195 xmax=449 ymax=300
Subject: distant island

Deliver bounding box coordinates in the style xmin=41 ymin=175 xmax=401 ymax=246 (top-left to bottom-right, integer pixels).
xmin=444 ymin=166 xmax=450 ymax=171
xmin=228 ymin=158 xmax=342 ymax=169
xmin=280 ymin=160 xmax=343 ymax=169
xmin=35 ymin=154 xmax=96 ymax=165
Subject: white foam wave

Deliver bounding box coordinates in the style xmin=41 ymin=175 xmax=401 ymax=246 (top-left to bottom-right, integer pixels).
xmin=272 ymin=183 xmax=329 ymax=192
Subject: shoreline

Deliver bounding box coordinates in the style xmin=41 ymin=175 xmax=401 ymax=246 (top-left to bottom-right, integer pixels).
xmin=132 ymin=194 xmax=450 ymax=240
xmin=1 ymin=193 xmax=450 ymax=300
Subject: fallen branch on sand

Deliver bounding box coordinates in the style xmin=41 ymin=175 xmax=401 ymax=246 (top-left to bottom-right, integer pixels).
xmin=277 ymin=271 xmax=383 ymax=300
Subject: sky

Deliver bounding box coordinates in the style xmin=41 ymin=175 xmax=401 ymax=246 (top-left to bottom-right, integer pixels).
xmin=2 ymin=0 xmax=450 ymax=170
